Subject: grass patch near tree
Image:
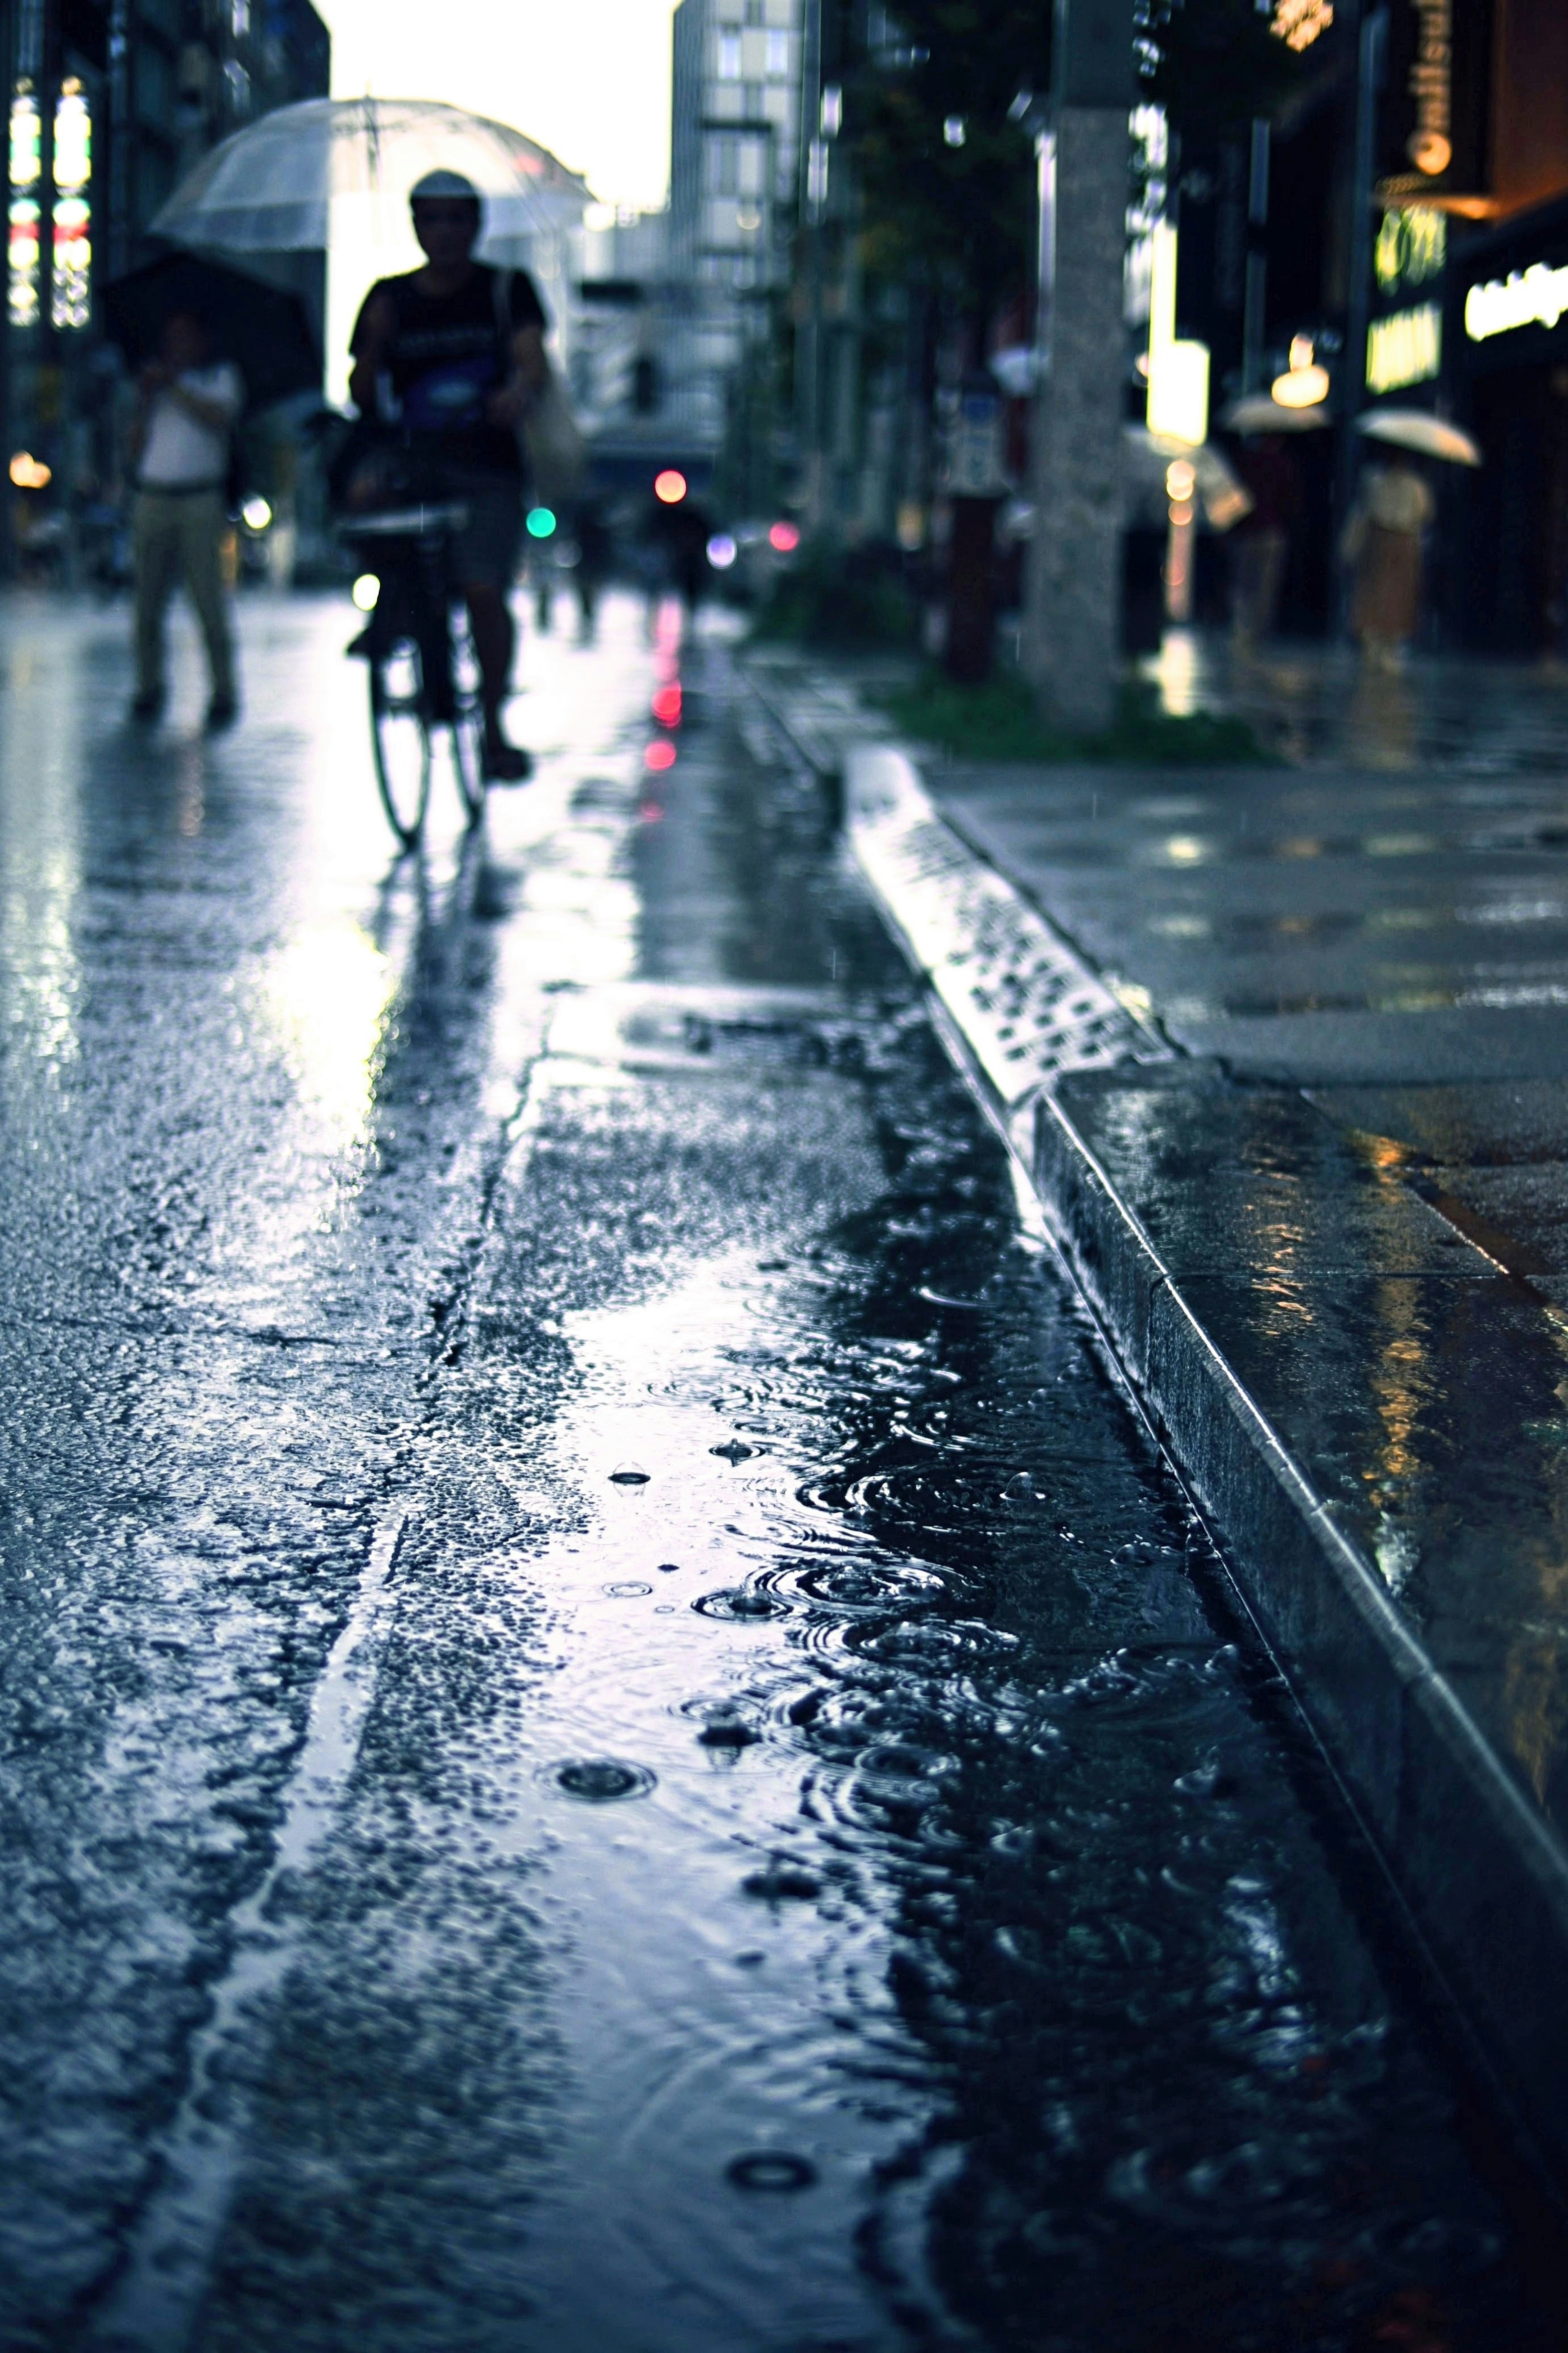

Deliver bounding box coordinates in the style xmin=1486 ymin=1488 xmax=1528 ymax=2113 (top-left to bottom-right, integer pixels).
xmin=869 ymin=666 xmax=1276 ymax=765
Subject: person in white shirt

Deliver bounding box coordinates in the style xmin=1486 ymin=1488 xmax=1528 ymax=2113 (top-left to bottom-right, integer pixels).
xmin=129 ymin=308 xmax=244 ymax=727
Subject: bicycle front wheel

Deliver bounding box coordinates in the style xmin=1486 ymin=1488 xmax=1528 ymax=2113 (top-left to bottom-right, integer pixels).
xmin=448 ymin=606 xmax=488 ymax=824
xmin=370 ymin=636 xmax=432 ymax=848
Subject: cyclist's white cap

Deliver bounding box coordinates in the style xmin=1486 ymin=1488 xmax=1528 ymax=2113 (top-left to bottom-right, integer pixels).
xmin=410 ymin=169 xmax=480 ymax=203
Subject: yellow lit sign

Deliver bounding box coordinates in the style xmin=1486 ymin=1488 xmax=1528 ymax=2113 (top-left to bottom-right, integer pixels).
xmin=1144 ymin=221 xmax=1210 ymax=448
xmin=1365 ymin=303 xmax=1441 ymax=393
xmin=1375 ymin=206 xmax=1446 ymax=294
xmin=1148 ymin=339 xmax=1210 ymax=446
xmin=1271 ymin=0 xmax=1333 ymax=53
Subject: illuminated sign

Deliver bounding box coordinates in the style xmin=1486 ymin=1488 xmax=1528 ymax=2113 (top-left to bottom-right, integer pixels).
xmin=1375 ymin=206 xmax=1446 ymax=294
xmin=51 ymin=80 xmax=91 ymax=330
xmin=8 ymin=80 xmax=40 ymax=331
xmin=1366 ymin=303 xmax=1441 ymax=392
xmin=1406 ymin=0 xmax=1451 ymax=176
xmin=1465 ymin=262 xmax=1568 ymax=343
xmin=1271 ymin=0 xmax=1333 ymax=54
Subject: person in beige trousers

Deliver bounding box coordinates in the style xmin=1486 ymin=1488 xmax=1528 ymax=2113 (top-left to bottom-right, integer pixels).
xmin=129 ymin=310 xmax=243 ymax=728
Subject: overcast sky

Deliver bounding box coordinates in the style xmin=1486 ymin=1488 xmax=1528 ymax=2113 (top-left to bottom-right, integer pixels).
xmin=316 ymin=0 xmax=682 ymax=214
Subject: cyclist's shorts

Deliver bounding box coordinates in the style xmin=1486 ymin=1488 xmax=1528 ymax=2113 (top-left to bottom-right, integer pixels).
xmin=437 ymin=466 xmax=525 ymax=589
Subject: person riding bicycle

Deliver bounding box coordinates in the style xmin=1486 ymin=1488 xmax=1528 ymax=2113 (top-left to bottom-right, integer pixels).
xmin=348 ymin=169 xmax=546 ymax=781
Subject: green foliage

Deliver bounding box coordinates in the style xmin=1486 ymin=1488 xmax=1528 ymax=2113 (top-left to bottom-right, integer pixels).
xmin=844 ymin=1 xmax=1311 ymax=316
xmin=869 ymin=666 xmax=1276 ymax=764
xmin=751 ymin=548 xmax=920 ymax=650
xmin=1138 ymin=0 xmax=1307 ymax=144
xmin=846 ymin=2 xmax=1051 ymax=317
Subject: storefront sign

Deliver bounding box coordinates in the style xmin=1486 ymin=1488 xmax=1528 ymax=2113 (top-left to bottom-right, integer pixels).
xmin=1406 ymin=0 xmax=1452 ymax=175
xmin=1465 ymin=261 xmax=1568 ymax=343
xmin=1365 ymin=303 xmax=1441 ymax=392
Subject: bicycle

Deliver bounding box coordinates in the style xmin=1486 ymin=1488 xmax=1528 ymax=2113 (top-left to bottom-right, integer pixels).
xmin=341 ymin=503 xmax=488 ymax=848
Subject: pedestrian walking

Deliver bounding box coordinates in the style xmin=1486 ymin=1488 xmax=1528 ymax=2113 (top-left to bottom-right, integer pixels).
xmin=1343 ymin=455 xmax=1435 ymax=670
xmin=1229 ymin=434 xmax=1298 ymax=653
xmin=128 ymin=308 xmax=243 ymax=727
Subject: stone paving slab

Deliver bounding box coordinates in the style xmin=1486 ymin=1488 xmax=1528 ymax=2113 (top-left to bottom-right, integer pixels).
xmin=758 ymin=694 xmax=1568 ymax=2197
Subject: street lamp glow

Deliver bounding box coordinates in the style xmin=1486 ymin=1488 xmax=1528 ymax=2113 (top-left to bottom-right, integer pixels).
xmin=654 ymin=469 xmax=687 ymax=504
xmin=706 ymin=533 xmax=737 ymax=569
xmin=351 ymin=573 xmax=380 ymax=611
xmin=241 ymin=495 xmax=272 ymax=532
xmin=9 ymin=450 xmax=50 ymax=488
xmin=1272 ymin=335 xmax=1331 ymax=408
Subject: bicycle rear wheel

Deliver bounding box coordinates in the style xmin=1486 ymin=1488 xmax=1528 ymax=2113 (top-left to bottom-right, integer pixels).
xmin=448 ymin=605 xmax=488 ymax=824
xmin=370 ymin=636 xmax=432 ymax=847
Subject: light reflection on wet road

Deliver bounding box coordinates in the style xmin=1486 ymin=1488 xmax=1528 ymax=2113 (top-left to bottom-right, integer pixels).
xmin=0 ymin=594 xmax=1552 ymax=2349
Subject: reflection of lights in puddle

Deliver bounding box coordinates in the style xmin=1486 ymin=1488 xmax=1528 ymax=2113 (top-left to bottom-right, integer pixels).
xmin=260 ymin=920 xmax=394 ymax=1151
xmin=651 ymin=683 xmax=682 ymax=727
xmin=12 ymin=848 xmax=82 ymax=1068
xmin=646 ymin=740 xmax=677 ymax=772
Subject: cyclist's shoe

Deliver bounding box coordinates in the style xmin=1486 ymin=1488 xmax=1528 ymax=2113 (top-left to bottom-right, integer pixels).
xmin=483 ymin=736 xmax=534 ymax=784
xmin=128 ymin=688 xmax=165 ymax=722
xmin=205 ymin=694 xmax=240 ymax=733
xmin=345 ymin=624 xmax=376 ymax=658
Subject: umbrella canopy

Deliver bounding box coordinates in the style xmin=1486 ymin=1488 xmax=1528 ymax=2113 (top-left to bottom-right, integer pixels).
xmin=1356 ymin=408 xmax=1483 ymax=466
xmin=100 ymin=249 xmax=319 ymax=409
xmin=149 ymin=96 xmax=590 ymax=256
xmin=1221 ymin=391 xmax=1334 ymax=435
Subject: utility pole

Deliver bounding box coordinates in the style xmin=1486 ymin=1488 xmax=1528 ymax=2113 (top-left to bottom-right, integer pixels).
xmin=1021 ymin=0 xmax=1131 ymax=734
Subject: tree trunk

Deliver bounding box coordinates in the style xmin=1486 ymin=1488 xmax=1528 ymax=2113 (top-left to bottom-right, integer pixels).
xmin=1022 ymin=103 xmax=1129 ymax=735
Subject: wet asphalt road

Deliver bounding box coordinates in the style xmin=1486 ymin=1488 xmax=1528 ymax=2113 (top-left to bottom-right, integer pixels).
xmin=0 ymin=591 xmax=1554 ymax=2350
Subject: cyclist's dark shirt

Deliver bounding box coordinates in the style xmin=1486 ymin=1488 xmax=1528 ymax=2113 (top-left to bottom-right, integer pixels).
xmin=352 ymin=262 xmax=546 ymax=476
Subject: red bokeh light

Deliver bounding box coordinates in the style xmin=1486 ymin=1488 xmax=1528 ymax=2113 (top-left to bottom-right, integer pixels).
xmin=768 ymin=520 xmax=801 ymax=553
xmin=651 ymin=682 xmax=682 ymax=727
xmin=654 ymin=469 xmax=688 ymax=505
xmin=645 ymin=740 xmax=677 ymax=772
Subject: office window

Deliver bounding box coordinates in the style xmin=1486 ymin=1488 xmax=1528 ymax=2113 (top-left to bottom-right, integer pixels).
xmin=766 ymin=29 xmax=788 ymax=75
xmin=717 ymin=31 xmax=742 ymax=79
xmin=232 ymin=0 xmax=250 ymax=33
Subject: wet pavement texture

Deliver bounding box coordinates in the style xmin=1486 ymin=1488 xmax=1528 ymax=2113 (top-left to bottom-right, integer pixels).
xmin=928 ymin=673 xmax=1568 ymax=1857
xmin=0 ymin=593 xmax=1556 ymax=2349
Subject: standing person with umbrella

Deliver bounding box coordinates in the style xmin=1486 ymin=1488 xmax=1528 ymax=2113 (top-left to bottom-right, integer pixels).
xmin=127 ymin=307 xmax=244 ymax=728
xmin=347 ymin=170 xmax=548 ymax=782
xmin=1343 ymin=410 xmax=1483 ymax=669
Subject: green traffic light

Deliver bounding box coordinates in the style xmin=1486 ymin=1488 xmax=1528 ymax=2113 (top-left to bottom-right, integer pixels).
xmin=527 ymin=507 xmax=558 ymax=538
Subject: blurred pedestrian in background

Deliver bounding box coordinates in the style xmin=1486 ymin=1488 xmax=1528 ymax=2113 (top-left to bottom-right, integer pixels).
xmin=128 ymin=308 xmax=243 ymax=727
xmin=572 ymin=500 xmax=613 ymax=637
xmin=1344 ymin=456 xmax=1435 ymax=671
xmin=1229 ymin=434 xmax=1299 ymax=654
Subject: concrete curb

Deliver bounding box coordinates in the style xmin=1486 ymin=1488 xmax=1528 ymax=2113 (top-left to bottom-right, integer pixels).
xmin=829 ymin=737 xmax=1568 ymax=2188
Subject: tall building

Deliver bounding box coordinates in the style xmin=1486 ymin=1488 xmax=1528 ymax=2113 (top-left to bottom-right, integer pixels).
xmin=670 ymin=0 xmax=805 ymax=294
xmin=664 ymin=0 xmax=809 ymax=501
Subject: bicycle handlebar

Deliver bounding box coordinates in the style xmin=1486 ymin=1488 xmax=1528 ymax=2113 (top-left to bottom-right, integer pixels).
xmin=340 ymin=503 xmax=471 ymax=540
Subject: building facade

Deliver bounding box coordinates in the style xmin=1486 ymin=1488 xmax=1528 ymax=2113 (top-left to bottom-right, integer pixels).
xmin=4 ymin=0 xmax=328 ymax=567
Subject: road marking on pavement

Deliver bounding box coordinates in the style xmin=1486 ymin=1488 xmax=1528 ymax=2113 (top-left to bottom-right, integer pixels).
xmin=89 ymin=1507 xmax=411 ymax=2352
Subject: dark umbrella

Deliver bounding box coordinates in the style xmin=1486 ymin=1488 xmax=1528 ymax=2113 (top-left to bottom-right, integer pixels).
xmin=99 ymin=250 xmax=319 ymax=410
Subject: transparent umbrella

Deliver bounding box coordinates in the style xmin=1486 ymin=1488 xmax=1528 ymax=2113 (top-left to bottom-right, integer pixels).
xmin=149 ymin=96 xmax=590 ymax=256
xmin=1356 ymin=408 xmax=1483 ymax=466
